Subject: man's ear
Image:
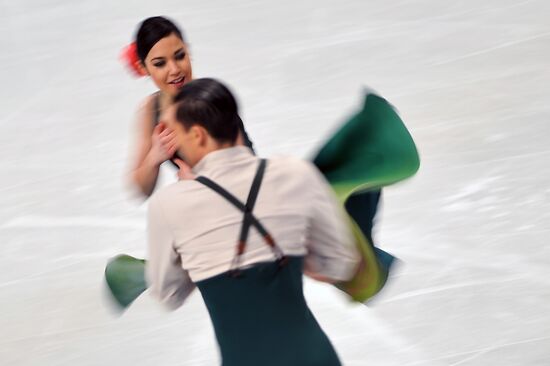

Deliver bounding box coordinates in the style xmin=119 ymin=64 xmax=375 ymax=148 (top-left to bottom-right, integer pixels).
xmin=190 ymin=125 xmax=208 ymax=147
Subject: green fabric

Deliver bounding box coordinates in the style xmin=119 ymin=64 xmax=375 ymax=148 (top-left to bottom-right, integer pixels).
xmin=314 ymin=92 xmax=419 ymax=302
xmin=313 ymin=92 xmax=419 ymax=198
xmin=195 ymin=256 xmax=341 ymax=366
xmin=104 ymin=255 xmax=146 ymax=308
xmin=104 ymin=90 xmax=419 ymax=308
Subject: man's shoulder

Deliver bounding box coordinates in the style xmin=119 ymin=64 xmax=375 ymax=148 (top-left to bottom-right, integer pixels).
xmin=268 ymin=155 xmax=317 ymax=175
xmin=149 ymin=181 xmax=200 ymax=211
xmin=269 ymin=156 xmax=318 ymax=180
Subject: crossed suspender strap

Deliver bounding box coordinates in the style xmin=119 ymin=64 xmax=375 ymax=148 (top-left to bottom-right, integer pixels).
xmin=195 ymin=159 xmax=286 ymax=275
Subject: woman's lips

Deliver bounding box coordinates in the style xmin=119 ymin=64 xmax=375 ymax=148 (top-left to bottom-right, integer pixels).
xmin=169 ymin=76 xmax=185 ymax=89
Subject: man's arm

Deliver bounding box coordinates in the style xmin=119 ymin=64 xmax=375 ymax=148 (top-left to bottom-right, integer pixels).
xmin=303 ymin=163 xmax=360 ymax=283
xmin=146 ymin=194 xmax=195 ymax=310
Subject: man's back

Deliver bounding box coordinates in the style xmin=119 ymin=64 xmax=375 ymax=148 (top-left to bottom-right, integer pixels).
xmin=147 ymin=145 xmax=357 ymax=366
xmin=148 ymin=146 xmax=357 ymax=287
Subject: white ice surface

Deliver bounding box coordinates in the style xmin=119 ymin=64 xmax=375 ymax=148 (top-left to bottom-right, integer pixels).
xmin=1 ymin=1 xmax=549 ymax=365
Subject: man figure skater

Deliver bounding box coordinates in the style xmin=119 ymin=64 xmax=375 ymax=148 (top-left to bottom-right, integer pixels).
xmin=146 ymin=78 xmax=359 ymax=366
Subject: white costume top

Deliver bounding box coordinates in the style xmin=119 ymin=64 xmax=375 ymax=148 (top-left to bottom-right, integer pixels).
xmin=146 ymin=146 xmax=359 ymax=309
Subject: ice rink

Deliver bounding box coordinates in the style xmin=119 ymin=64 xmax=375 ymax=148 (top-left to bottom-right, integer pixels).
xmin=1 ymin=0 xmax=549 ymax=365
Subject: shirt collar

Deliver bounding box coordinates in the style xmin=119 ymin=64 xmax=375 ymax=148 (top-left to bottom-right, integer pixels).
xmin=192 ymin=146 xmax=254 ymax=175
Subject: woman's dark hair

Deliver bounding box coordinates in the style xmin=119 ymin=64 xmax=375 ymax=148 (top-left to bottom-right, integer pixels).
xmin=135 ymin=16 xmax=185 ymax=62
xmin=174 ymin=78 xmax=240 ymax=144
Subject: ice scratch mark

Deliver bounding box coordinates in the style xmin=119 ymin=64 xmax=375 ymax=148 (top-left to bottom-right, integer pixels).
xmin=448 ymin=335 xmax=550 ymax=365
xmin=1 ymin=215 xmax=144 ymax=230
xmin=404 ymin=335 xmax=550 ymax=366
xmin=431 ymin=31 xmax=550 ymax=66
xmin=378 ymin=275 xmax=524 ymax=304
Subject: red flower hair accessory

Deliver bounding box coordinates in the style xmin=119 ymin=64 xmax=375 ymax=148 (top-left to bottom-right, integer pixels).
xmin=120 ymin=42 xmax=147 ymax=77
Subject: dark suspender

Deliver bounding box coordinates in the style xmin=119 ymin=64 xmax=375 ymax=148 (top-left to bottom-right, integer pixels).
xmin=195 ymin=159 xmax=286 ymax=276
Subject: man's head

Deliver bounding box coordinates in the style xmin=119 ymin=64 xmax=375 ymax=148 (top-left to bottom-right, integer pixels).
xmin=162 ymin=78 xmax=240 ymax=167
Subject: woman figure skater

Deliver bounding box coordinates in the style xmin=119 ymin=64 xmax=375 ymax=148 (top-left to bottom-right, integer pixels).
xmin=125 ymin=16 xmax=254 ymax=197
xmin=125 ymin=16 xmax=383 ymax=258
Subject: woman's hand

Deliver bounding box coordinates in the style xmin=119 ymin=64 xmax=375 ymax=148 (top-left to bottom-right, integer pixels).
xmin=148 ymin=123 xmax=178 ymax=166
xmin=173 ymin=158 xmax=195 ymax=180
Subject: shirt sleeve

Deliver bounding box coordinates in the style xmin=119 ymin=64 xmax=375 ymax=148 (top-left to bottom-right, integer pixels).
xmin=303 ymin=162 xmax=360 ymax=282
xmin=146 ymin=194 xmax=195 ymax=310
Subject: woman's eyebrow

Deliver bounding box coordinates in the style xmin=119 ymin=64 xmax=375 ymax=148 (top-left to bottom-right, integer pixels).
xmin=151 ymin=56 xmax=166 ymax=61
xmin=174 ymin=48 xmax=185 ymax=54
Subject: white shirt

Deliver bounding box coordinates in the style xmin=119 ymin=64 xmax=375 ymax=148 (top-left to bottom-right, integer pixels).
xmin=146 ymin=146 xmax=358 ymax=309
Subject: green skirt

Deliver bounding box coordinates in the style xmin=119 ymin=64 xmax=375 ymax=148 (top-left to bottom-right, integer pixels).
xmin=195 ymin=256 xmax=341 ymax=366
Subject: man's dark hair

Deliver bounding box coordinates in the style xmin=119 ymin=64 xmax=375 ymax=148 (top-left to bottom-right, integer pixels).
xmin=174 ymin=78 xmax=240 ymax=143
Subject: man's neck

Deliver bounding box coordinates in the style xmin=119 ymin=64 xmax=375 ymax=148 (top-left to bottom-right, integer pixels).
xmin=190 ymin=142 xmax=236 ymax=168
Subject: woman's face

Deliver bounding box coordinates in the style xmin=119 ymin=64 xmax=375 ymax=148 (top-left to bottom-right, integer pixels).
xmin=143 ymin=33 xmax=193 ymax=97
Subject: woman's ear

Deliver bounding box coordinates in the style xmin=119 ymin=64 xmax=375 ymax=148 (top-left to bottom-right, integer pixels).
xmin=136 ymin=61 xmax=148 ymax=76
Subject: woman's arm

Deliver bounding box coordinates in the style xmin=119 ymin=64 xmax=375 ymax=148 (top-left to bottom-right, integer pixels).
xmin=128 ymin=96 xmax=177 ymax=197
